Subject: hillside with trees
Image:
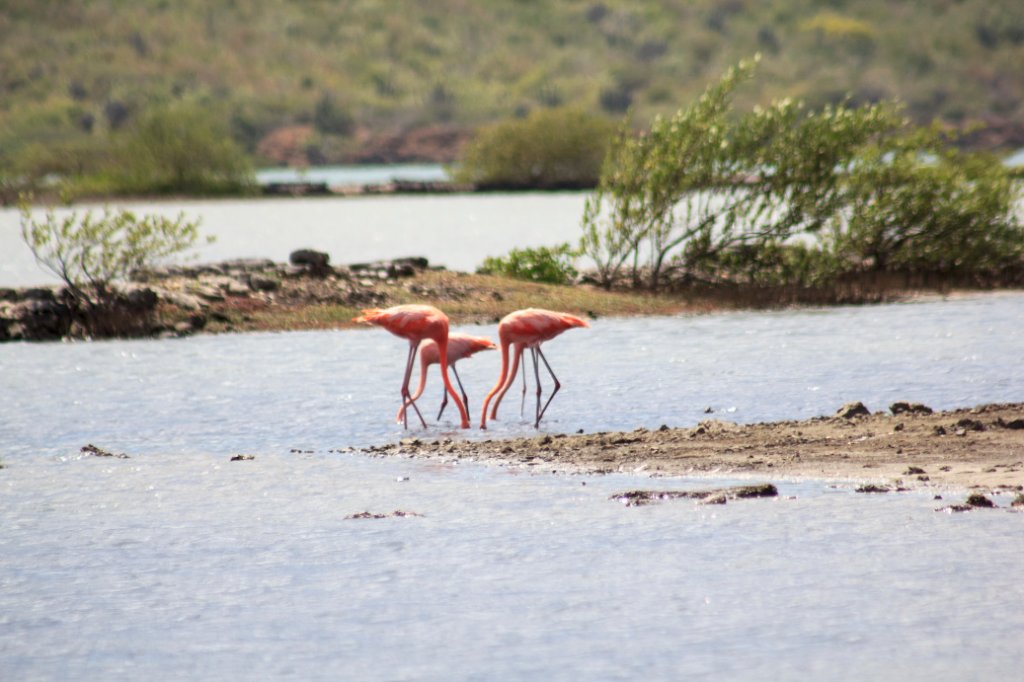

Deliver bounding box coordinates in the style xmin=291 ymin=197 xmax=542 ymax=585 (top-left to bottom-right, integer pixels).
xmin=3 ymin=0 xmax=1024 ymax=184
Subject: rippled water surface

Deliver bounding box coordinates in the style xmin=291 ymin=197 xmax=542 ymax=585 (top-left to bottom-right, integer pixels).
xmin=3 ymin=292 xmax=1022 ymax=456
xmin=3 ymin=453 xmax=1021 ymax=681
xmin=2 ymin=294 xmax=1023 ymax=680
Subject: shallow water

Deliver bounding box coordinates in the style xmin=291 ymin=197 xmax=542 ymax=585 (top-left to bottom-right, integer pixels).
xmin=2 ymin=292 xmax=1022 ymax=457
xmin=1 ymin=452 xmax=1021 ymax=681
xmin=2 ymin=294 xmax=1023 ymax=680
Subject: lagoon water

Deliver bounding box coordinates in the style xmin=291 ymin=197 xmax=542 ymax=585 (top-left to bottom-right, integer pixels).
xmin=254 ymin=162 xmax=450 ymax=187
xmin=2 ymin=291 xmax=1023 ymax=680
xmin=0 ymin=192 xmax=587 ymax=288
xmin=2 ymin=185 xmax=1023 ymax=678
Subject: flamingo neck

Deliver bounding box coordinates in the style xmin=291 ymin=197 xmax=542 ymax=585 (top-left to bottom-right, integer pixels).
xmin=480 ymin=340 xmax=511 ymax=429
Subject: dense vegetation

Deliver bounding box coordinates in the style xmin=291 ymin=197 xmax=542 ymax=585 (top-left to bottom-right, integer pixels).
xmin=455 ymin=108 xmax=615 ymax=189
xmin=3 ymin=0 xmax=1024 ymax=196
xmin=578 ymin=58 xmax=1024 ymax=293
xmin=477 ymin=243 xmax=580 ymax=285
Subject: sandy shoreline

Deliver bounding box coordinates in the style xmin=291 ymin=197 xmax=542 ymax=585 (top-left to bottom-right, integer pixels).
xmin=363 ymin=402 xmax=1024 ymax=494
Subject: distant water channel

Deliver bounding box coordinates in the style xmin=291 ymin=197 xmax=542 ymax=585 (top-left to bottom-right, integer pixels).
xmin=2 ymin=294 xmax=1023 ymax=679
xmin=255 ymin=162 xmax=449 ymax=187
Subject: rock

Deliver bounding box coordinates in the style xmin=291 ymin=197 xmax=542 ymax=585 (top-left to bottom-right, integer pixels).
xmin=393 ymin=256 xmax=429 ymax=270
xmin=345 ymin=510 xmax=423 ymax=520
xmin=836 ymin=401 xmax=871 ymax=419
xmin=22 ymin=287 xmax=57 ymax=302
xmin=16 ymin=298 xmax=74 ymax=340
xmin=611 ymin=483 xmax=777 ymax=507
xmin=221 ymin=258 xmax=276 ymax=271
xmin=248 ymin=275 xmax=279 ymax=292
xmin=160 ymin=291 xmax=205 ymax=311
xmin=289 ymin=249 xmax=332 ymax=277
xmin=190 ymin=284 xmax=224 ymax=301
xmin=965 ymin=493 xmax=995 ymax=508
xmin=80 ymin=444 xmax=129 ymax=459
xmin=388 ymin=261 xmax=417 ymax=278
xmin=225 ymin=279 xmax=251 ymax=296
xmin=955 ymin=418 xmax=986 ymax=432
xmin=283 ymin=265 xmax=310 ymax=278
xmin=124 ymin=286 xmax=159 ymax=309
xmin=172 ymin=313 xmax=207 ymax=335
xmin=855 ymin=484 xmax=891 ymax=493
xmin=890 ymin=401 xmax=933 ymax=415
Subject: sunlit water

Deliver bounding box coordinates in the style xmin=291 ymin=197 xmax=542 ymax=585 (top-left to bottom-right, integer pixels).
xmin=0 ymin=193 xmax=586 ymax=288
xmin=2 ymin=293 xmax=1023 ymax=680
xmin=255 ymin=163 xmax=448 ymax=186
xmin=2 ymin=292 xmax=1022 ymax=456
xmin=2 ymin=453 xmax=1021 ymax=681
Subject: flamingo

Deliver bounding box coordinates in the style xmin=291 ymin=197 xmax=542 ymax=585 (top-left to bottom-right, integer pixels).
xmin=396 ymin=333 xmax=497 ymax=424
xmin=352 ymin=304 xmax=470 ymax=429
xmin=480 ymin=308 xmax=589 ymax=429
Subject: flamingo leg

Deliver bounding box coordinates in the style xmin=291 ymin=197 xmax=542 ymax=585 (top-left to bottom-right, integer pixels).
xmin=533 ymin=346 xmax=562 ymax=428
xmin=436 ymin=380 xmax=448 ymax=421
xmin=531 ymin=347 xmax=542 ymax=427
xmin=437 ymin=364 xmax=469 ymax=421
xmin=453 ymin=364 xmax=469 ymax=419
xmin=519 ymin=349 xmax=528 ymax=417
xmin=400 ymin=341 xmax=428 ymax=429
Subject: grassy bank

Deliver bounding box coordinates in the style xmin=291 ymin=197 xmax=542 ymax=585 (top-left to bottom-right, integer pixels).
xmin=180 ymin=269 xmax=1019 ymax=338
xmin=193 ymin=271 xmax=699 ymax=336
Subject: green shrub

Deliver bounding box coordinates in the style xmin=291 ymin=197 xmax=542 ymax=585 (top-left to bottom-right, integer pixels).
xmin=581 ymin=57 xmax=1023 ymax=291
xmin=313 ymin=92 xmax=355 ymax=136
xmin=477 ymin=243 xmax=579 ymax=284
xmin=19 ymin=199 xmax=211 ymax=336
xmin=456 ymin=107 xmax=616 ymax=189
xmin=826 ymin=142 xmax=1023 ymax=273
xmin=112 ymin=103 xmax=256 ymax=195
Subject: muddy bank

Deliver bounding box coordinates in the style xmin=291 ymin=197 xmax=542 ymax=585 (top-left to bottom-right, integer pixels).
xmin=362 ymin=402 xmax=1024 ymax=492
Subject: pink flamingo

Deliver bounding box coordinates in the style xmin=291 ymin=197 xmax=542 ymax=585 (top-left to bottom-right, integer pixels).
xmin=396 ymin=333 xmax=497 ymax=424
xmin=352 ymin=304 xmax=470 ymax=429
xmin=480 ymin=308 xmax=589 ymax=429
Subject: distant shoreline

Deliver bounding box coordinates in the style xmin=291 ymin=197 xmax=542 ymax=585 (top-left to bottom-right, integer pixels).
xmin=3 ymin=255 xmax=1024 ymax=343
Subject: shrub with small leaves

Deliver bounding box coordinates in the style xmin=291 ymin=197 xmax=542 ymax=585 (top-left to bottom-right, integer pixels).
xmin=19 ymin=198 xmax=211 ymax=335
xmin=477 ymin=243 xmax=579 ymax=284
xmin=456 ymin=107 xmax=616 ymax=189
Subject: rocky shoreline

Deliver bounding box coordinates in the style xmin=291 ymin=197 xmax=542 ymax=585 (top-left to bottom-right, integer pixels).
xmin=0 ymin=250 xmax=442 ymax=342
xmin=360 ymin=401 xmax=1024 ymax=496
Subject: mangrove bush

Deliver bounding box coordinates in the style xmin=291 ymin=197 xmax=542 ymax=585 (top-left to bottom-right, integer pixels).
xmin=477 ymin=243 xmax=579 ymax=285
xmin=19 ymin=200 xmax=210 ymax=336
xmin=456 ymin=107 xmax=616 ymax=189
xmin=580 ymin=58 xmax=1023 ymax=291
